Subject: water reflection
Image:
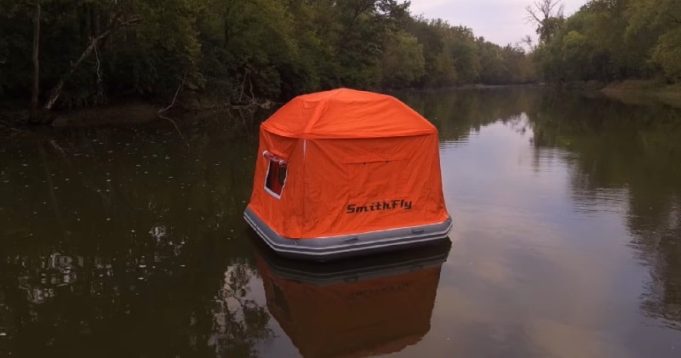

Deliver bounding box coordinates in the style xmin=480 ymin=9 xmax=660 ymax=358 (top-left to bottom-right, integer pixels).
xmin=405 ymin=89 xmax=681 ymax=333
xmin=254 ymin=241 xmax=450 ymax=357
xmin=2 ymin=90 xmax=681 ymax=356
xmin=1 ymin=234 xmax=270 ymax=356
xmin=0 ymin=118 xmax=272 ymax=356
xmin=400 ymin=88 xmax=538 ymax=143
xmin=526 ymin=93 xmax=681 ymax=329
xmin=400 ymin=88 xmax=681 ymax=356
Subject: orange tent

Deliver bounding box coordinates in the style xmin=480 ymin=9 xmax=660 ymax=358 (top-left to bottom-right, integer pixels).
xmin=244 ymin=88 xmax=451 ymax=260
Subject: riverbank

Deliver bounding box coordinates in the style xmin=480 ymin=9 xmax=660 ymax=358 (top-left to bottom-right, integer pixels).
xmin=600 ymin=80 xmax=681 ymax=108
xmin=0 ymin=93 xmax=277 ymax=130
xmin=3 ymin=85 xmax=536 ymax=129
xmin=3 ymin=81 xmax=680 ymax=131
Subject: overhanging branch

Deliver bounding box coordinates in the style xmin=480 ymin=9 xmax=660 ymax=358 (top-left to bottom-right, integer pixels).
xmin=43 ymin=15 xmax=141 ymax=110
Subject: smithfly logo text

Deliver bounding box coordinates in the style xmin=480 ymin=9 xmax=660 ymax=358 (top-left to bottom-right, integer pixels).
xmin=345 ymin=199 xmax=412 ymax=214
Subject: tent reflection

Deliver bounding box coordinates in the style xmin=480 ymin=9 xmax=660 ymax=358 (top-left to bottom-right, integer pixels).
xmin=255 ymin=240 xmax=451 ymax=357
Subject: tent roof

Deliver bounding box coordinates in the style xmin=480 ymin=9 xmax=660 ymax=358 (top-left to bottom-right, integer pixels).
xmin=261 ymin=88 xmax=437 ymax=139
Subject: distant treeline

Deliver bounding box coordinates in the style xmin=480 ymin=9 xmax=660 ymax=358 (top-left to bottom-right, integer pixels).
xmin=0 ymin=0 xmax=535 ymax=112
xmin=531 ymin=0 xmax=681 ymax=83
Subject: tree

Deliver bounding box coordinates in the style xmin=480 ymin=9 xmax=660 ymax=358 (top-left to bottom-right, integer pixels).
xmin=448 ymin=26 xmax=481 ymax=83
xmin=44 ymin=10 xmax=142 ymax=110
xmin=526 ymin=0 xmax=565 ymax=43
xmin=532 ymin=0 xmax=681 ymax=83
xmin=653 ymin=28 xmax=681 ymax=81
xmin=30 ymin=0 xmax=40 ymax=118
xmin=381 ymin=30 xmax=425 ymax=87
xmin=0 ymin=0 xmax=541 ymax=118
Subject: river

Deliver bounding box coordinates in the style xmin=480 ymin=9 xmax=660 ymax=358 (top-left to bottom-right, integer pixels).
xmin=1 ymin=88 xmax=680 ymax=357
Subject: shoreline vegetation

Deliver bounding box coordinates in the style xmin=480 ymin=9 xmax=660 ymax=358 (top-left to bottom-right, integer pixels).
xmin=3 ymin=81 xmax=681 ymax=130
xmin=4 ymin=82 xmax=681 ymax=131
xmin=0 ymin=0 xmax=536 ymax=128
xmin=530 ymin=0 xmax=681 ymax=97
xmin=600 ymin=81 xmax=681 ymax=108
xmin=1 ymin=0 xmax=680 ymax=129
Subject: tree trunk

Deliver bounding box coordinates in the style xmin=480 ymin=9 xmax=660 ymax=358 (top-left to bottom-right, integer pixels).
xmin=43 ymin=33 xmax=108 ymax=110
xmin=43 ymin=15 xmax=140 ymax=111
xmin=30 ymin=1 xmax=41 ymax=118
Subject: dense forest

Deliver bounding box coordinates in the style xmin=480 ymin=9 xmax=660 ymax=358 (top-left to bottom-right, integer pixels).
xmin=531 ymin=0 xmax=681 ymax=83
xmin=2 ymin=0 xmax=679 ymax=119
xmin=0 ymin=0 xmax=535 ymax=116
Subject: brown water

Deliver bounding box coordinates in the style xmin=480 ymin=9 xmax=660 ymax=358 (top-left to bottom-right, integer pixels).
xmin=1 ymin=88 xmax=681 ymax=357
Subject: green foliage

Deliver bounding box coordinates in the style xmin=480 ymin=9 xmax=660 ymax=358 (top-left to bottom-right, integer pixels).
xmin=381 ymin=31 xmax=425 ymax=88
xmin=653 ymin=29 xmax=681 ymax=81
xmin=534 ymin=0 xmax=681 ymax=83
xmin=0 ymin=0 xmax=537 ymax=110
xmin=478 ymin=41 xmax=536 ymax=84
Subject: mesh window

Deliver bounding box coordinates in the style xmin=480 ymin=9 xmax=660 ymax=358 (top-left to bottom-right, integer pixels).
xmin=264 ymin=152 xmax=287 ymax=198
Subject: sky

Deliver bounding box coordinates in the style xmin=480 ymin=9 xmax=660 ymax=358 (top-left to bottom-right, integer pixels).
xmin=409 ymin=0 xmax=588 ymax=46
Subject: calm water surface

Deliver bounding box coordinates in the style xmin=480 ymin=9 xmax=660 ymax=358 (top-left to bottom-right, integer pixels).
xmin=1 ymin=89 xmax=681 ymax=357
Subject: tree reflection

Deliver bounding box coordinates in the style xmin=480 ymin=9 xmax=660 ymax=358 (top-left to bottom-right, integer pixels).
xmin=526 ymin=92 xmax=681 ymax=328
xmin=401 ymin=87 xmax=681 ymax=331
xmin=210 ymin=263 xmax=272 ymax=357
xmin=397 ymin=87 xmax=539 ymax=142
xmin=0 ymin=117 xmax=271 ymax=356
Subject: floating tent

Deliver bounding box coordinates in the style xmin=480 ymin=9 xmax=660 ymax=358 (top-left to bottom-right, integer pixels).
xmin=244 ymin=88 xmax=451 ymax=260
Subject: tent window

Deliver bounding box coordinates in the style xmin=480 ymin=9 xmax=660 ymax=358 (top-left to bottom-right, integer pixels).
xmin=264 ymin=151 xmax=287 ymax=198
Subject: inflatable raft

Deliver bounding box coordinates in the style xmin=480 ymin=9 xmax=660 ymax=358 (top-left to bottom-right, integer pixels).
xmin=244 ymin=88 xmax=452 ymax=260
